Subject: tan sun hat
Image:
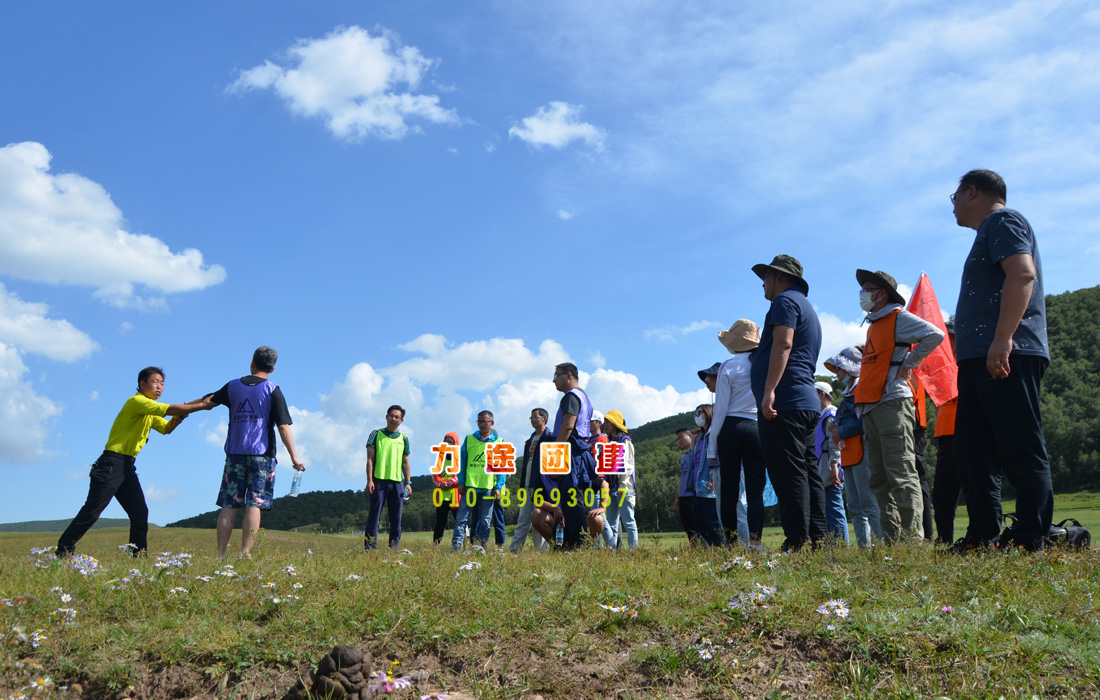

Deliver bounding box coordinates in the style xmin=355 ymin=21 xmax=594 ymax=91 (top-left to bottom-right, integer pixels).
xmin=718 ymin=319 xmax=760 ymax=354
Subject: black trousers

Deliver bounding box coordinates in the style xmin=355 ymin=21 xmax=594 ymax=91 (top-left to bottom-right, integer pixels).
xmin=758 ymin=410 xmax=826 ymax=549
xmin=931 ymin=435 xmax=967 ymax=544
xmin=716 ymin=417 xmax=767 ymax=542
xmin=433 ymin=501 xmax=457 ymax=543
xmin=677 ymin=495 xmax=697 ymax=543
xmin=57 ymin=451 xmax=149 ymax=555
xmin=955 ymin=356 xmax=1052 ymax=546
xmin=912 ymin=426 xmax=934 ymax=542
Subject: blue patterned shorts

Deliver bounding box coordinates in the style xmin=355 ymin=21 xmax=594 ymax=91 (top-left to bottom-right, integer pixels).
xmin=216 ymin=455 xmax=276 ymax=510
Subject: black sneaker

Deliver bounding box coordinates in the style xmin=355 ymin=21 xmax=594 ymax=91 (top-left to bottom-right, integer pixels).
xmin=950 ymin=537 xmax=989 ymax=554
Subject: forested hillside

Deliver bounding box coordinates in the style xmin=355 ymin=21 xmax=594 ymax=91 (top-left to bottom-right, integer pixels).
xmin=167 ymin=286 xmax=1100 ymax=533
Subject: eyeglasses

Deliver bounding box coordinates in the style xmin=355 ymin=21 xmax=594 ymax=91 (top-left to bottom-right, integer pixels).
xmin=950 ymin=187 xmax=970 ymax=204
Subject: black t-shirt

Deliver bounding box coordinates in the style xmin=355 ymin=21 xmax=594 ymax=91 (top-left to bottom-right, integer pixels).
xmin=560 ymin=392 xmax=582 ymax=417
xmin=211 ymin=376 xmax=291 ymax=458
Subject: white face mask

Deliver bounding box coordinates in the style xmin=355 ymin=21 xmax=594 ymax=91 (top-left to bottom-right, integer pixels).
xmin=694 ymin=413 xmax=706 ymax=427
xmin=859 ymin=290 xmax=878 ymax=312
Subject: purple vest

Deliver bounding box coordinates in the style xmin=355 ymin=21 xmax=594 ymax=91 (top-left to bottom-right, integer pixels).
xmin=815 ymin=405 xmax=836 ymax=459
xmin=552 ymin=387 xmax=593 ymax=441
xmin=224 ymin=379 xmax=276 ymax=456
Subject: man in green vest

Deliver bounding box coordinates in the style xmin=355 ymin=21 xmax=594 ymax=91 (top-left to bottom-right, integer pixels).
xmin=364 ymin=405 xmax=412 ymax=549
xmin=452 ymin=410 xmax=506 ymax=550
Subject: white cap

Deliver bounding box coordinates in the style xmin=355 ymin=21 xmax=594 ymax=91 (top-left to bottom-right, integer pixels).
xmin=814 ymin=381 xmax=834 ymax=396
xmin=590 ymin=410 xmax=604 ymax=424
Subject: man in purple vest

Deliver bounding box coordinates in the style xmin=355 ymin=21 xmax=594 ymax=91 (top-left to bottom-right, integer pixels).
xmin=531 ymin=362 xmax=600 ymax=549
xmin=210 ymin=346 xmax=305 ymax=558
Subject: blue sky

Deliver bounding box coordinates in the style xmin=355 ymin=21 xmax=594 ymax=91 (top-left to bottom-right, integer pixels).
xmin=2 ymin=1 xmax=1098 ymax=527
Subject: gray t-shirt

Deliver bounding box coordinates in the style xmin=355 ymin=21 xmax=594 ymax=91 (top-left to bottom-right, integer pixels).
xmin=955 ymin=208 xmax=1048 ymax=361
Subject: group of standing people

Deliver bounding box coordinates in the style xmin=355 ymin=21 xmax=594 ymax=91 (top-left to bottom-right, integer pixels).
xmin=57 ymin=170 xmax=1054 ymax=557
xmin=365 ymin=363 xmax=639 ymax=552
xmin=679 ymin=168 xmax=1053 ymax=553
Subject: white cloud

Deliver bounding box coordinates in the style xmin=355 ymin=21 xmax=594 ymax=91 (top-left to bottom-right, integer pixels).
xmin=229 ymin=25 xmax=459 ymax=141
xmin=142 ymin=481 xmax=179 ymax=502
xmin=285 ymin=335 xmax=704 ymax=478
xmin=0 ymin=283 xmax=98 ymax=362
xmin=0 ymin=142 xmax=226 ymax=308
xmin=0 ymin=342 xmax=62 ymax=465
xmin=484 ymin=142 xmax=497 ymax=153
xmin=447 ymin=147 xmax=459 ymax=155
xmin=642 ymin=320 xmax=721 ymax=342
xmin=816 ymin=311 xmax=867 ymax=375
xmin=509 ymin=101 xmax=606 ymax=150
xmin=89 ymin=391 xmax=98 ymax=401
xmin=557 ymin=209 xmax=575 ymax=220
xmin=118 ymin=321 xmax=134 ymax=334
xmin=588 ymin=352 xmax=606 ymax=369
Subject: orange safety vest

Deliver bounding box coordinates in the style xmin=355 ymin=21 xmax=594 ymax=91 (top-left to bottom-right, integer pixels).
xmin=855 ymin=309 xmax=909 ymax=405
xmin=913 ymin=378 xmax=927 ymax=429
xmin=933 ymin=397 xmax=957 ymax=438
xmin=840 ymin=433 xmax=864 ymax=468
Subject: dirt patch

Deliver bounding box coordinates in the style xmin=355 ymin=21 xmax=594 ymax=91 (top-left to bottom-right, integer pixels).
xmin=61 ymin=633 xmax=839 ymax=699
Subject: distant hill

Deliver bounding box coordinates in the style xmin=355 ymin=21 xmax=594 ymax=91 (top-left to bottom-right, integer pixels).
xmin=0 ymin=518 xmax=153 ymax=533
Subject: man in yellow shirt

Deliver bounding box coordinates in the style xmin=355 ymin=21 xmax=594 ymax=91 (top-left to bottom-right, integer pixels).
xmin=56 ymin=367 xmax=214 ymax=556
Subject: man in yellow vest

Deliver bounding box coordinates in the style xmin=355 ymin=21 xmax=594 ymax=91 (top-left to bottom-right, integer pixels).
xmin=452 ymin=410 xmax=506 ymax=550
xmin=365 ymin=405 xmax=412 ymax=550
xmin=855 ymin=269 xmax=944 ymax=543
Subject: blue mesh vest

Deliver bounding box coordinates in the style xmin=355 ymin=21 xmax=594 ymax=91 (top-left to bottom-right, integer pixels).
xmin=224 ymin=379 xmax=276 ymax=456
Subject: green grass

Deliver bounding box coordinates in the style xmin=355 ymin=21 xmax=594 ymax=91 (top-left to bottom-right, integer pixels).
xmin=1 ymin=495 xmax=1098 ymax=699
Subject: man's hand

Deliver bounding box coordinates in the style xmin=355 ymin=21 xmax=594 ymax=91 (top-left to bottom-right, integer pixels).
xmin=367 ymin=479 xmax=375 ymax=495
xmin=292 ymin=460 xmax=305 ymax=472
xmin=674 ymin=497 xmax=680 ymax=512
xmin=899 ymin=366 xmax=914 ymax=383
xmin=761 ymin=390 xmax=777 ymax=420
xmin=491 ymin=488 xmax=500 ymax=499
xmin=987 ymin=337 xmax=1013 ymax=378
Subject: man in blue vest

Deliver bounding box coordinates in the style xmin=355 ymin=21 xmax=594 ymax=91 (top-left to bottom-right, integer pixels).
xmin=452 ymin=410 xmax=506 ymax=550
xmin=210 ymin=346 xmax=304 ymax=559
xmin=532 ymin=362 xmax=599 ymax=549
xmin=365 ymin=405 xmax=412 ymax=549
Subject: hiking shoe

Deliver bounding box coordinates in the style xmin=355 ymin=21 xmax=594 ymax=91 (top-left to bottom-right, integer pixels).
xmin=950 ymin=537 xmax=990 ymax=554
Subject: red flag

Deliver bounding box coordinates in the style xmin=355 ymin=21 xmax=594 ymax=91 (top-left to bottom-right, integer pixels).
xmin=906 ymin=273 xmax=958 ymax=407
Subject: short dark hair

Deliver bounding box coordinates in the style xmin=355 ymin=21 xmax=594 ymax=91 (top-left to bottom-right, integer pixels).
xmin=675 ymin=427 xmax=692 ymax=436
xmin=253 ymin=346 xmax=278 ymax=372
xmin=555 ymin=362 xmax=579 ymax=381
xmin=532 ymin=407 xmax=549 ymax=421
xmin=137 ymin=366 xmax=164 ymax=392
xmin=959 ymin=169 xmax=1006 ymax=203
xmin=477 ymin=410 xmax=494 ymax=421
xmin=387 ymin=405 xmax=406 ymax=419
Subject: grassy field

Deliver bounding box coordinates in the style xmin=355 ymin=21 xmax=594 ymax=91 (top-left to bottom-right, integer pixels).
xmin=1 ymin=495 xmax=1098 ymax=699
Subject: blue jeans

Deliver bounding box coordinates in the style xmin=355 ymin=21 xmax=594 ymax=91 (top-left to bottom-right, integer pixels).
xmin=825 ymin=485 xmax=849 ymax=543
xmin=365 ymin=479 xmax=404 ymax=550
xmin=452 ymin=491 xmax=494 ymax=550
xmin=602 ymin=490 xmax=638 ymax=549
xmin=843 ymin=459 xmax=883 ymax=548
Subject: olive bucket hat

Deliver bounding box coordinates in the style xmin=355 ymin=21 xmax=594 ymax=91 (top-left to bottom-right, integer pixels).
xmin=752 ymin=254 xmax=809 ymax=295
xmin=855 ymin=269 xmax=907 ymax=306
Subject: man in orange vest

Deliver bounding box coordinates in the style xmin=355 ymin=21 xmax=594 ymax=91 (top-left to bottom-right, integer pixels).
xmin=855 ymin=269 xmax=944 ymax=543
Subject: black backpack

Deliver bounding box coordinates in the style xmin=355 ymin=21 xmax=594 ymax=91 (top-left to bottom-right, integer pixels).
xmin=997 ymin=514 xmax=1091 ymax=550
xmin=1050 ymin=518 xmax=1092 ymax=549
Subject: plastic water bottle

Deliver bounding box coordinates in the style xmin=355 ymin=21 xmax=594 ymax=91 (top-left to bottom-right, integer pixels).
xmin=554 ymin=522 xmax=564 ymax=548
xmin=289 ymin=473 xmax=302 ymax=497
